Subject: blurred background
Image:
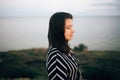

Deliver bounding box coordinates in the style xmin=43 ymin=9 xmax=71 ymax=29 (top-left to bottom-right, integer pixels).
xmin=0 ymin=0 xmax=120 ymax=51
xmin=0 ymin=0 xmax=120 ymax=80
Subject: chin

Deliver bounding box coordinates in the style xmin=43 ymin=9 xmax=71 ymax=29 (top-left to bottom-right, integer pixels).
xmin=68 ymin=38 xmax=72 ymax=41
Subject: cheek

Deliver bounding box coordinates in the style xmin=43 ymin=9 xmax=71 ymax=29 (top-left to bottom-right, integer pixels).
xmin=64 ymin=30 xmax=70 ymax=38
xmin=64 ymin=30 xmax=68 ymax=38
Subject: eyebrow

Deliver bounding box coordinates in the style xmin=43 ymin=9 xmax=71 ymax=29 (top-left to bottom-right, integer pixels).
xmin=66 ymin=25 xmax=73 ymax=27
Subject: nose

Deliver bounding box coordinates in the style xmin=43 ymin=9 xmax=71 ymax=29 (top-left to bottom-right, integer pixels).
xmin=71 ymin=27 xmax=75 ymax=33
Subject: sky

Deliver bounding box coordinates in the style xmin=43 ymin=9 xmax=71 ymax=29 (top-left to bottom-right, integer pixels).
xmin=0 ymin=0 xmax=120 ymax=16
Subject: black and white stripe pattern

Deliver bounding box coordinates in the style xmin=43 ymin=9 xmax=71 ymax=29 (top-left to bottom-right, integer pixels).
xmin=46 ymin=47 xmax=80 ymax=80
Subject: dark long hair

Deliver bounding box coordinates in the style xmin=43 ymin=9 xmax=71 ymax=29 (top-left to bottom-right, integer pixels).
xmin=48 ymin=12 xmax=73 ymax=55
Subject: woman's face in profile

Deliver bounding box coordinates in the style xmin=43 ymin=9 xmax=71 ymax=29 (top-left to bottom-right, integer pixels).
xmin=64 ymin=19 xmax=75 ymax=41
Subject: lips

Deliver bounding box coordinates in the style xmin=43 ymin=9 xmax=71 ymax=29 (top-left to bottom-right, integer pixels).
xmin=70 ymin=35 xmax=73 ymax=37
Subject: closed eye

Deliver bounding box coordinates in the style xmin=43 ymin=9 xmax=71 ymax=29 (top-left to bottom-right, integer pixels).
xmin=66 ymin=27 xmax=70 ymax=29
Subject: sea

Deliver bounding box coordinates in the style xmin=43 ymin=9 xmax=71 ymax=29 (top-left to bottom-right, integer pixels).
xmin=0 ymin=16 xmax=120 ymax=51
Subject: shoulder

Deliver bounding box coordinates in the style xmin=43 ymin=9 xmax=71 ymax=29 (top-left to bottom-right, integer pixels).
xmin=47 ymin=47 xmax=67 ymax=63
xmin=46 ymin=47 xmax=68 ymax=70
xmin=47 ymin=47 xmax=59 ymax=55
xmin=47 ymin=47 xmax=62 ymax=59
xmin=46 ymin=47 xmax=67 ymax=68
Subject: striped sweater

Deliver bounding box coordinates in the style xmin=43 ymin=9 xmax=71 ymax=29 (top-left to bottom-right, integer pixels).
xmin=46 ymin=47 xmax=81 ymax=80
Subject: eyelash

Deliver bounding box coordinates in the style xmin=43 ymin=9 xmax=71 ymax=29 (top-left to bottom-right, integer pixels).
xmin=66 ymin=27 xmax=71 ymax=29
xmin=66 ymin=28 xmax=70 ymax=29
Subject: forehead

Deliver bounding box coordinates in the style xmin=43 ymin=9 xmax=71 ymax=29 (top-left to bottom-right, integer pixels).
xmin=65 ymin=19 xmax=73 ymax=24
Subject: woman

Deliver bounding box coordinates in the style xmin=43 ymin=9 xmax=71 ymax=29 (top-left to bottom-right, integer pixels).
xmin=46 ymin=12 xmax=82 ymax=80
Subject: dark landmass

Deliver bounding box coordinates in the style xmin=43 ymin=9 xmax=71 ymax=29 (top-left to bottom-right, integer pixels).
xmin=0 ymin=48 xmax=120 ymax=80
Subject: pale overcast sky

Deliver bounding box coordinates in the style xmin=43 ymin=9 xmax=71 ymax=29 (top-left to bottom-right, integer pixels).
xmin=0 ymin=0 xmax=120 ymax=16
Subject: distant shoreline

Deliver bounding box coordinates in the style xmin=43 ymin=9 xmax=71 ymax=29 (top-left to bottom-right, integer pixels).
xmin=0 ymin=48 xmax=120 ymax=52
